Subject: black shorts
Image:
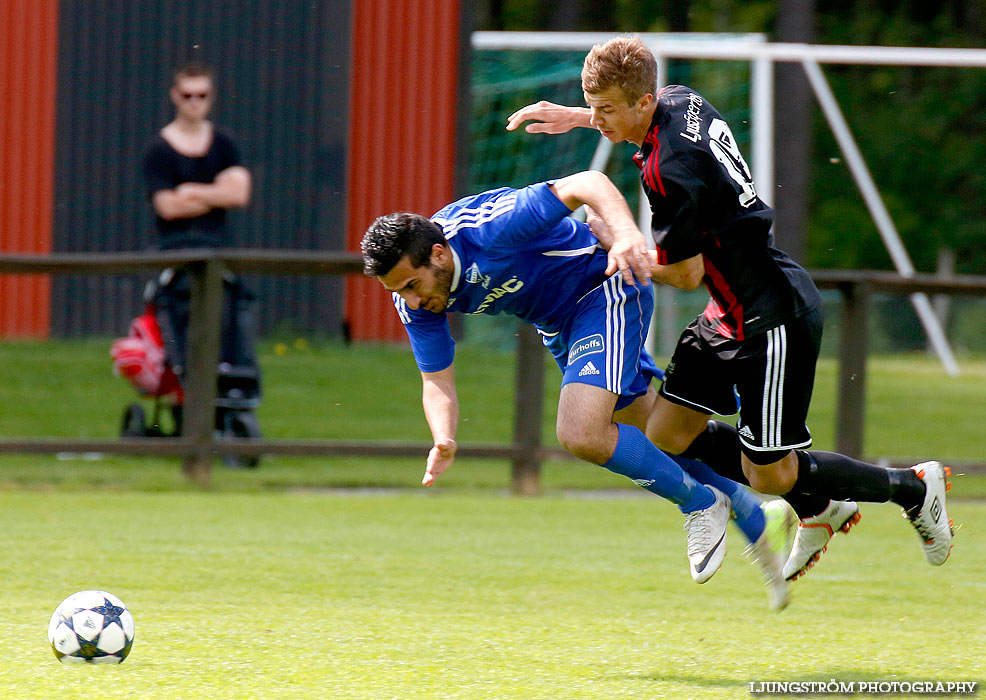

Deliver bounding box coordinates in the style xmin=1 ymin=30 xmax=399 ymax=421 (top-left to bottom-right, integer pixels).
xmin=659 ymin=308 xmax=823 ymax=457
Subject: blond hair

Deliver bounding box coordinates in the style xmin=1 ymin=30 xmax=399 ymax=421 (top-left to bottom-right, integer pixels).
xmin=581 ymin=36 xmax=657 ymax=105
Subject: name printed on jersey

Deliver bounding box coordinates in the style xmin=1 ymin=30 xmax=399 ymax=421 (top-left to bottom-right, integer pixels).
xmin=680 ymin=92 xmax=704 ymax=143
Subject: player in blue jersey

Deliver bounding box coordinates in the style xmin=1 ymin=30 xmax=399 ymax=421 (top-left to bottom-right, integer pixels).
xmin=507 ymin=35 xmax=953 ymax=580
xmin=361 ymin=170 xmax=792 ymax=608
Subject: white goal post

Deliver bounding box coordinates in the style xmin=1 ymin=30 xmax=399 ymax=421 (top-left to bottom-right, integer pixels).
xmin=473 ymin=31 xmax=986 ymax=376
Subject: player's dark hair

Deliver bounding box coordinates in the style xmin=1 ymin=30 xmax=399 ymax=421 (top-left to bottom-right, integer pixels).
xmin=172 ymin=61 xmax=215 ymax=85
xmin=361 ymin=212 xmax=447 ymax=277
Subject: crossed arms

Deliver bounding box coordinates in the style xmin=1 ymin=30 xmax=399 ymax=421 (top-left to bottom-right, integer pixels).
xmin=152 ymin=165 xmax=252 ymax=221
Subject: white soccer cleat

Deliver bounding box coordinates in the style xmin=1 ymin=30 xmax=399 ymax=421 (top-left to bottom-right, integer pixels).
xmin=782 ymin=499 xmax=861 ymax=581
xmin=684 ymin=486 xmax=731 ymax=584
xmin=904 ymin=461 xmax=954 ymax=566
xmin=745 ymin=499 xmax=797 ymax=611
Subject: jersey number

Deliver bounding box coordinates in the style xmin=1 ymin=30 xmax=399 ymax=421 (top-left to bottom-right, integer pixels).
xmin=709 ymin=118 xmax=757 ymax=208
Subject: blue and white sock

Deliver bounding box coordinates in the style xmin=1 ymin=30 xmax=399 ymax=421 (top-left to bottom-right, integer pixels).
xmin=601 ymin=424 xmax=715 ymax=513
xmin=670 ymin=454 xmax=765 ymax=543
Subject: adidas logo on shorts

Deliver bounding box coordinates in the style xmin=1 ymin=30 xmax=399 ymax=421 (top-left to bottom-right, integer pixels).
xmin=578 ymin=361 xmax=600 ymax=377
xmin=738 ymin=425 xmax=755 ymax=441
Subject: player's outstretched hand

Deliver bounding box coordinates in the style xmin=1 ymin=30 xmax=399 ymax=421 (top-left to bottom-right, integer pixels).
xmin=605 ymin=233 xmax=652 ymax=286
xmin=422 ymin=438 xmax=457 ymax=486
xmin=506 ymin=101 xmax=584 ymax=134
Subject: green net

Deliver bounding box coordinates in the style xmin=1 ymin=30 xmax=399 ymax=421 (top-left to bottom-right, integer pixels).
xmin=469 ymin=50 xmax=756 ymax=199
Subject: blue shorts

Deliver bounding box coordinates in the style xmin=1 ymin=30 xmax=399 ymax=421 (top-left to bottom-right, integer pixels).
xmin=537 ymin=275 xmax=662 ymax=411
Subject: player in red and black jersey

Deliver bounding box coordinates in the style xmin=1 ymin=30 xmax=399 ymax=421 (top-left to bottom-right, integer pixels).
xmin=635 ymin=84 xmax=820 ymax=343
xmin=508 ymin=35 xmax=953 ymax=581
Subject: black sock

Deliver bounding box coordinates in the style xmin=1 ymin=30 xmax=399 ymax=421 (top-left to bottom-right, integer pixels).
xmin=680 ymin=420 xmax=749 ymax=485
xmin=678 ymin=421 xmax=903 ymax=518
xmin=791 ymin=450 xmax=925 ymax=511
xmin=888 ymin=466 xmax=927 ymax=512
xmin=784 ymin=451 xmax=833 ymax=519
xmin=682 ymin=421 xmax=831 ymax=517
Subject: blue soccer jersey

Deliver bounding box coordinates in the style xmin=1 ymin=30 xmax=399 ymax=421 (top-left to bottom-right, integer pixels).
xmin=393 ymin=180 xmax=661 ymax=406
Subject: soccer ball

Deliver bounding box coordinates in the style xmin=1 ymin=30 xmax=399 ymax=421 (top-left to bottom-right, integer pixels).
xmin=47 ymin=590 xmax=135 ymax=664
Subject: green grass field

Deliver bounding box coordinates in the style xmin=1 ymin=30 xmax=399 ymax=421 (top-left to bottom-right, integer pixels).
xmin=1 ymin=492 xmax=982 ymax=699
xmin=0 ymin=339 xmax=983 ymax=698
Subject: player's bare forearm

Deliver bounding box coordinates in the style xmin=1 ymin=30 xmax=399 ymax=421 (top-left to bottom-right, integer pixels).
xmin=420 ymin=366 xmax=459 ymax=486
xmin=584 ymin=205 xmax=615 ymax=249
xmin=648 ymin=251 xmax=705 ymax=290
xmin=505 ymin=101 xmax=592 ymax=134
xmin=550 ymin=171 xmax=651 ymax=285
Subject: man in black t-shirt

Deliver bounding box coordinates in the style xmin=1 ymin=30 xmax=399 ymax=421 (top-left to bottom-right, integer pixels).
xmin=143 ymin=62 xmax=251 ymax=249
xmin=507 ymin=35 xmax=953 ymax=581
xmin=141 ymin=63 xmax=261 ymax=462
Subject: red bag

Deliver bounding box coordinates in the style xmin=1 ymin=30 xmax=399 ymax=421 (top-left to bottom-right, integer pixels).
xmin=111 ymin=305 xmax=183 ymax=401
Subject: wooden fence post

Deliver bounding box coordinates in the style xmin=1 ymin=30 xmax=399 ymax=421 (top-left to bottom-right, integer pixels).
xmin=511 ymin=323 xmax=545 ymax=495
xmin=181 ymin=257 xmax=225 ymax=485
xmin=836 ymin=280 xmax=870 ymax=458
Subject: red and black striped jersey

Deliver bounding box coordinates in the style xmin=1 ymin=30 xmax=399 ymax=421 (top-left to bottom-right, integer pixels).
xmin=636 ymin=85 xmax=821 ymax=340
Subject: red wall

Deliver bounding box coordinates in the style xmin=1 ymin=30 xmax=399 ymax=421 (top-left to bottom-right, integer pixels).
xmin=0 ymin=0 xmax=462 ymax=342
xmin=0 ymin=0 xmax=59 ymax=337
xmin=344 ymin=0 xmax=462 ymax=342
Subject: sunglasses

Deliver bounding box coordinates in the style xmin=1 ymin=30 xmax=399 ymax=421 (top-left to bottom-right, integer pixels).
xmin=180 ymin=92 xmax=211 ymax=100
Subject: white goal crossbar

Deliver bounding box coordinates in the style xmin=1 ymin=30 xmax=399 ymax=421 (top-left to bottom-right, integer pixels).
xmin=473 ymin=32 xmax=986 ymax=375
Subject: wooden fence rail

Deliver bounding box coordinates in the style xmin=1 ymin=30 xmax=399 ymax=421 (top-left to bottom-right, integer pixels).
xmin=2 ymin=250 xmax=985 ymax=491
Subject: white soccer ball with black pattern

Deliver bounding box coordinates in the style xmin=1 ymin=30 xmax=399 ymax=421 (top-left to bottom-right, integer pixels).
xmin=47 ymin=590 xmax=135 ymax=664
